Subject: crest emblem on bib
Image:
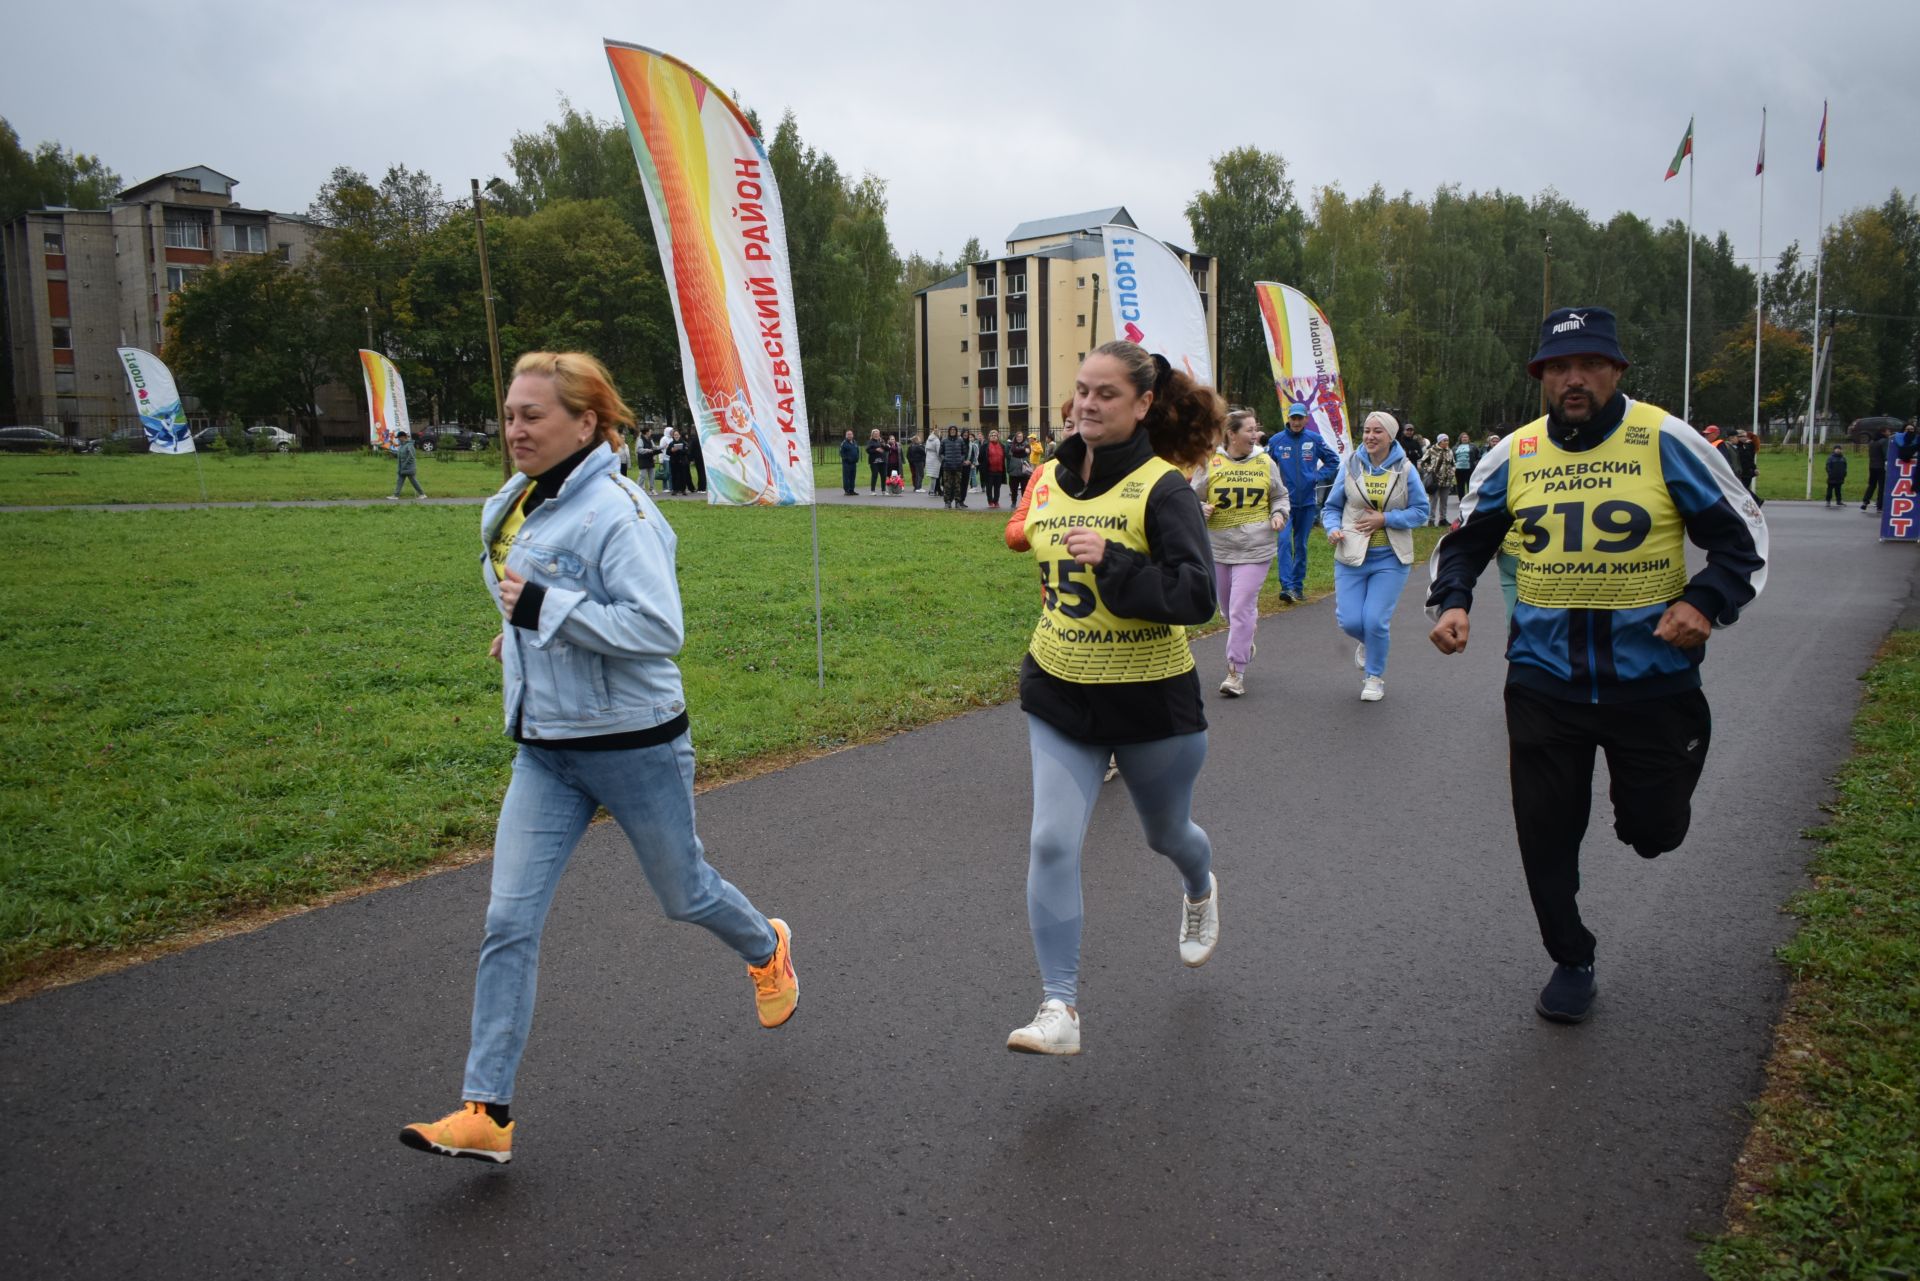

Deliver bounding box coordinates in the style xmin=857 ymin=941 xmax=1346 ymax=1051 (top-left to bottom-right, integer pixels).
xmin=1517 ymin=436 xmax=1539 ymax=458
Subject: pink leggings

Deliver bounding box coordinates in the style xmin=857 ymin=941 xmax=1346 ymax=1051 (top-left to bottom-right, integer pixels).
xmin=1214 ymin=560 xmax=1271 ymax=670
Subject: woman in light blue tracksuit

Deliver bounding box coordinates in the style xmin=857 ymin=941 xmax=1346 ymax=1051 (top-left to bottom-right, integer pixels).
xmin=1322 ymin=410 xmax=1429 ymax=702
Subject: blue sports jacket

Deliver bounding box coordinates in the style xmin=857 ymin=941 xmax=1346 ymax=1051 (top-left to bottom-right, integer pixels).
xmin=1266 ymin=426 xmax=1342 ymax=504
xmin=1427 ymin=395 xmax=1768 ymax=704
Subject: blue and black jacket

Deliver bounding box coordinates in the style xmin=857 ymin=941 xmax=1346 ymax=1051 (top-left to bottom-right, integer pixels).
xmin=1426 ymin=393 xmax=1769 ymax=704
xmin=1265 ymin=426 xmax=1342 ymax=506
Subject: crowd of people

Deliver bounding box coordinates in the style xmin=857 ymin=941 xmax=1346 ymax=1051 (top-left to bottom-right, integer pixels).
xmin=399 ymin=304 xmax=1779 ymax=1164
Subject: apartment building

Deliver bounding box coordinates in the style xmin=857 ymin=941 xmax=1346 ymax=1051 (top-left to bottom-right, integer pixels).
xmin=911 ymin=207 xmax=1218 ymax=440
xmin=2 ymin=166 xmax=320 ymax=433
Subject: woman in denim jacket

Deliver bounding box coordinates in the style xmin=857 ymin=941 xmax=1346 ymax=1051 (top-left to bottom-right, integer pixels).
xmin=401 ymin=352 xmax=797 ymax=1166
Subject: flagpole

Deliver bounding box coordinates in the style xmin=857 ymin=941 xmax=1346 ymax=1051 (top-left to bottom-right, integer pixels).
xmin=1683 ymin=149 xmax=1695 ymax=423
xmin=1803 ymin=169 xmax=1826 ymax=499
xmin=1804 ymin=104 xmax=1828 ymax=500
xmin=1750 ymin=106 xmax=1766 ymax=441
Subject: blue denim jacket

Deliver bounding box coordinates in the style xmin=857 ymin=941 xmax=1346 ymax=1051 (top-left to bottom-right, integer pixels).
xmin=480 ymin=443 xmax=688 ymax=740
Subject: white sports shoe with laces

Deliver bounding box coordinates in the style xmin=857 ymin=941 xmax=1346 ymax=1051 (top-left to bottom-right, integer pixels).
xmin=1007 ymin=999 xmax=1081 ymax=1055
xmin=1361 ymin=675 xmax=1385 ymax=702
xmin=1179 ymin=872 xmax=1220 ymax=967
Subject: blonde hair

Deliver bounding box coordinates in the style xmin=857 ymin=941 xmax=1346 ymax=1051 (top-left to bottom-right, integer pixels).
xmin=512 ymin=351 xmax=635 ymax=449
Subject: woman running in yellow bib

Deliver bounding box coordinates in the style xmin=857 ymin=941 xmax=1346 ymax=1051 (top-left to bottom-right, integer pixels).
xmin=1005 ymin=341 xmax=1223 ymax=1056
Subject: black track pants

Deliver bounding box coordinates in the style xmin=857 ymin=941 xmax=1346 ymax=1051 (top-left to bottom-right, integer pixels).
xmin=1504 ymin=682 xmax=1712 ymax=967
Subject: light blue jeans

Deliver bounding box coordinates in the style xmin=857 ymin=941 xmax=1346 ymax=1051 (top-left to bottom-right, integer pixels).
xmin=462 ymin=734 xmax=778 ymax=1103
xmin=1333 ymin=545 xmax=1413 ymax=679
xmin=1025 ymin=715 xmax=1212 ymax=1007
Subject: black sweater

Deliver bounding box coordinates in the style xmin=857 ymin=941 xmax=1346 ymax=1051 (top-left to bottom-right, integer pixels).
xmin=1018 ymin=429 xmax=1217 ymax=744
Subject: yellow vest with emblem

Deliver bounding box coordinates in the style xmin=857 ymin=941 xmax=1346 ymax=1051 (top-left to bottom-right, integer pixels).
xmin=1505 ymin=402 xmax=1687 ymax=610
xmin=1024 ymin=456 xmax=1196 ymax=683
xmin=1203 ymin=450 xmax=1272 ymax=530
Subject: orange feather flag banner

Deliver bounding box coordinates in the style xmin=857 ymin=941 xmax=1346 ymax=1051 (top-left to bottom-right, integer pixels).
xmin=604 ymin=41 xmax=813 ymax=506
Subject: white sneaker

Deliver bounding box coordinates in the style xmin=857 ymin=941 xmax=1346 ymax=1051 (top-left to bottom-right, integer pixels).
xmin=1103 ymin=755 xmax=1119 ymax=783
xmin=1007 ymin=999 xmax=1081 ymax=1055
xmin=1179 ymin=872 xmax=1220 ymax=967
xmin=387 ymin=495 xmax=399 ymax=501
xmin=1218 ymin=669 xmax=1245 ymax=697
xmin=1353 ymin=642 xmax=1366 ymax=669
xmin=1361 ymin=676 xmax=1385 ymax=702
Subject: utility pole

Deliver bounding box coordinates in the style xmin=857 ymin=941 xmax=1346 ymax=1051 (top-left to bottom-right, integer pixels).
xmin=364 ymin=306 xmax=373 ymax=350
xmin=472 ymin=179 xmax=509 ymax=480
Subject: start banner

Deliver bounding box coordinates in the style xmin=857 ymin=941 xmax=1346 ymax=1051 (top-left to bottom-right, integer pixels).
xmin=1882 ymin=432 xmax=1918 ymax=541
xmin=605 ymin=40 xmax=813 ymax=506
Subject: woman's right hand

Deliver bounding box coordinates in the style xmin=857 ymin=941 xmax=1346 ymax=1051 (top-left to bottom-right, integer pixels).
xmin=489 ymin=633 xmax=504 ymax=663
xmin=1325 ymin=527 xmax=1344 ymax=545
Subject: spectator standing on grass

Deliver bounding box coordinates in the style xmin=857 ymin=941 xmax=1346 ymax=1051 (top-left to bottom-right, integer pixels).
xmin=1323 ymin=411 xmax=1429 ymax=702
xmin=1266 ymin=402 xmax=1342 ymax=604
xmin=635 ymin=429 xmax=659 ymax=495
xmin=666 ymin=427 xmax=692 ymax=495
xmin=690 ymin=432 xmax=707 ymax=494
xmin=390 ymin=430 xmax=426 ymax=499
xmin=866 ymin=429 xmax=887 ymax=493
xmin=1007 ymin=431 xmax=1032 ymax=507
xmin=907 ymin=432 xmax=927 ymax=493
xmin=1192 ymin=407 xmax=1288 ymax=698
xmin=838 ymin=429 xmax=860 ymax=496
xmin=1453 ymin=434 xmax=1478 ymax=508
xmin=1861 ymin=427 xmax=1889 ymax=511
xmin=1004 ymin=341 xmax=1221 ymax=1057
xmin=399 ymin=350 xmax=796 ymax=1167
xmin=1427 ymin=306 xmax=1767 ymax=1026
xmin=981 ymin=428 xmax=1008 ymax=508
xmin=885 ymin=433 xmax=903 ymax=495
xmin=1422 ymin=432 xmax=1455 ymax=526
xmin=940 ymin=425 xmax=970 ymax=508
xmin=1824 ymin=445 xmax=1848 ymax=507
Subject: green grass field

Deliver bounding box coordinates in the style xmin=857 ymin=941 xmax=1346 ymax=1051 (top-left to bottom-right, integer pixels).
xmin=1702 ymin=632 xmax=1920 ymax=1279
xmin=0 ymin=449 xmax=512 ymax=505
xmin=0 ymin=495 xmax=1393 ymax=985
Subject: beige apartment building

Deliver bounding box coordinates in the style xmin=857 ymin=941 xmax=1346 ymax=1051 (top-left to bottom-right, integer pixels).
xmin=2 ymin=166 xmax=322 ymax=434
xmin=912 ymin=207 xmax=1218 ymax=441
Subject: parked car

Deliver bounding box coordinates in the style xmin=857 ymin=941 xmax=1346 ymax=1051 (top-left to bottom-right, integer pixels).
xmin=98 ymin=426 xmax=155 ymax=454
xmin=418 ymin=424 xmax=491 ymax=452
xmin=0 ymin=425 xmax=93 ymax=454
xmin=1849 ymin=415 xmax=1906 ymax=445
xmin=246 ymin=425 xmax=298 ymax=452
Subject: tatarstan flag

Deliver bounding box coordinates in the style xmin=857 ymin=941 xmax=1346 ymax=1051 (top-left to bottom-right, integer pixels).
xmin=1665 ymin=117 xmax=1694 ymax=180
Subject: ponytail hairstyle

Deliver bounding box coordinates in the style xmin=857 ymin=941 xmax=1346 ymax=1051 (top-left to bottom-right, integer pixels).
xmin=512 ymin=351 xmax=636 ymax=450
xmin=1089 ymin=340 xmax=1222 ymax=469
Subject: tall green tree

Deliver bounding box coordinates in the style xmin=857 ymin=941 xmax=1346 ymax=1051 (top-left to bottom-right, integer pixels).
xmin=162 ymin=256 xmax=345 ymax=439
xmin=1186 ymin=147 xmax=1307 ymax=421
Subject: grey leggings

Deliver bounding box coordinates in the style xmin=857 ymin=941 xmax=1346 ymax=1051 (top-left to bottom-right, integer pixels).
xmin=1025 ymin=714 xmax=1212 ymax=1006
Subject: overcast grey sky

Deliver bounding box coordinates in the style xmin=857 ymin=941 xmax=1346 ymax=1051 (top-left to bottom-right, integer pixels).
xmin=8 ymin=0 xmax=1916 ymax=275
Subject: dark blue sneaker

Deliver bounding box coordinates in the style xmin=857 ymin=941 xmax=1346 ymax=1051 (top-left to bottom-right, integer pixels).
xmin=1278 ymin=590 xmax=1296 ymax=605
xmin=1535 ymin=964 xmax=1597 ymax=1023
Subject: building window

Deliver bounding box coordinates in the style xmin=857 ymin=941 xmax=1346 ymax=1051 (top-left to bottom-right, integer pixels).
xmin=51 ymin=326 xmax=72 ymax=349
xmin=962 ymin=412 xmax=970 ymax=423
xmin=1009 ymin=387 xmax=1029 ymax=407
xmin=219 ymin=223 xmax=267 ymax=253
xmin=1008 ymin=347 xmax=1027 ymax=368
xmin=277 ymin=243 xmax=292 ymax=262
xmin=44 ymin=233 xmax=64 ymax=254
xmin=1077 ymin=276 xmax=1086 ymax=287
xmin=1078 ymin=352 xmax=1085 ymax=362
xmin=982 ymin=389 xmax=999 ymax=408
xmin=1077 ymin=314 xmax=1086 ymax=327
xmin=961 ymin=375 xmax=969 ymax=386
xmin=979 ymin=316 xmax=996 ymax=334
xmin=166 ymin=266 xmax=198 ymax=294
xmin=1007 ymin=310 xmax=1026 ymax=330
xmin=960 ymin=303 xmax=967 ymax=315
xmin=164 ymin=220 xmax=206 ymax=250
xmin=55 ymin=370 xmax=77 ymax=394
xmin=979 ymin=278 xmax=995 ymax=298
xmin=980 ymin=351 xmax=997 ymax=369
xmin=960 ymin=339 xmax=968 ymax=352
xmin=1006 ymin=274 xmax=1026 ymax=295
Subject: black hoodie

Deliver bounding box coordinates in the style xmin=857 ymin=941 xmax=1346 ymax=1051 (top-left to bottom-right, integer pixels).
xmin=1018 ymin=427 xmax=1217 ymax=743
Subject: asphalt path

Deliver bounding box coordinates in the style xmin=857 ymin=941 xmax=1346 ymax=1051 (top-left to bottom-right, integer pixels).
xmin=3 ymin=503 xmax=1914 ymax=1280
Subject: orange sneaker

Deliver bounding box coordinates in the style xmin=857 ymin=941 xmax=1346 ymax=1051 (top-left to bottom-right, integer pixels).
xmin=399 ymin=1101 xmax=513 ymax=1164
xmin=748 ymin=918 xmax=798 ymax=1028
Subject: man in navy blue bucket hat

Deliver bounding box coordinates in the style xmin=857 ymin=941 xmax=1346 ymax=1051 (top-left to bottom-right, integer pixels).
xmin=1424 ymin=307 xmax=1770 ymax=1024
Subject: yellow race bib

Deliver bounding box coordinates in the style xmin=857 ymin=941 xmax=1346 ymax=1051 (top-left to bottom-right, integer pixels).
xmin=1024 ymin=457 xmax=1195 ymax=683
xmin=489 ymin=490 xmax=530 ymax=580
xmin=1504 ymin=403 xmax=1687 ymax=609
xmin=1204 ymin=452 xmax=1272 ymax=530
